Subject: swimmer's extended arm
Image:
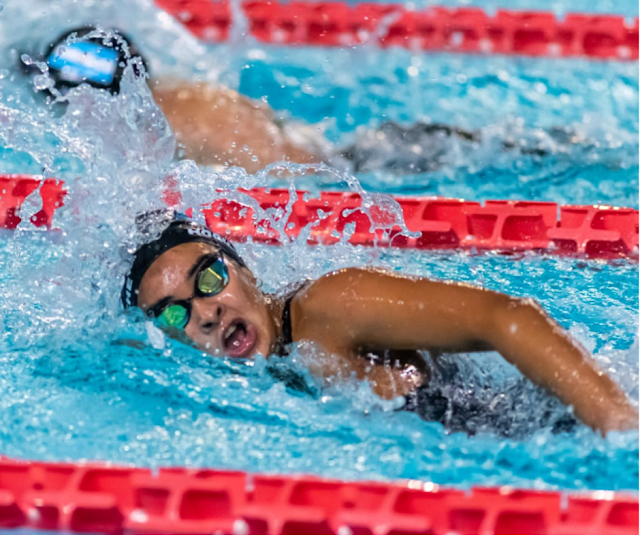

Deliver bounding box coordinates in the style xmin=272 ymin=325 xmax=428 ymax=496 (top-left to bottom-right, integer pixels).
xmin=294 ymin=267 xmax=638 ymax=435
xmin=150 ymin=81 xmax=318 ymax=172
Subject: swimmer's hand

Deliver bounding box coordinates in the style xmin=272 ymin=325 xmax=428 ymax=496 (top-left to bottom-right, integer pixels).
xmin=111 ymin=339 xmax=147 ymax=350
xmin=291 ymin=267 xmax=638 ymax=436
xmin=293 ymin=341 xmax=426 ymax=400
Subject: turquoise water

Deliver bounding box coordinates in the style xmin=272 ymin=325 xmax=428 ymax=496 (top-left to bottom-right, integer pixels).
xmin=239 ymin=49 xmax=639 ymax=204
xmin=0 ymin=0 xmax=637 ymax=494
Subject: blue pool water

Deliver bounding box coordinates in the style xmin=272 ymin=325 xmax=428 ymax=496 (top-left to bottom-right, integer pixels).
xmin=0 ymin=0 xmax=637 ymax=494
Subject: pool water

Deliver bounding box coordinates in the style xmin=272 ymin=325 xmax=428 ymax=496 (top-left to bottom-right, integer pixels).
xmin=0 ymin=0 xmax=638 ymax=493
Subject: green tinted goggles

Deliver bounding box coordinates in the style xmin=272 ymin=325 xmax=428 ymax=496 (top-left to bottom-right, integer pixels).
xmin=147 ymin=253 xmax=229 ymax=330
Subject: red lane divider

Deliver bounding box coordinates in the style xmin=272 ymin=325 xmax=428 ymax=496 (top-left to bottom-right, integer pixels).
xmin=203 ymin=188 xmax=639 ymax=258
xmin=0 ymin=176 xmax=638 ymax=259
xmin=0 ymin=459 xmax=636 ymax=534
xmin=0 ymin=175 xmax=66 ymax=229
xmin=154 ymin=0 xmax=639 ymax=60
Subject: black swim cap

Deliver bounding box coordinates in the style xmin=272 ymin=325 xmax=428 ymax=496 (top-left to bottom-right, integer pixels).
xmin=121 ymin=210 xmax=246 ymax=310
xmin=39 ymin=26 xmax=149 ymax=95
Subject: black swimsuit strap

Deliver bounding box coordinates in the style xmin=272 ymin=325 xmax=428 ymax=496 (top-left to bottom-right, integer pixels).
xmin=277 ymin=280 xmax=311 ymax=353
xmin=281 ymin=294 xmax=294 ymax=347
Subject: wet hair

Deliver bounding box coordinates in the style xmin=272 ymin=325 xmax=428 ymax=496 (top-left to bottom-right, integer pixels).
xmin=24 ymin=26 xmax=149 ymax=96
xmin=121 ymin=210 xmax=246 ymax=310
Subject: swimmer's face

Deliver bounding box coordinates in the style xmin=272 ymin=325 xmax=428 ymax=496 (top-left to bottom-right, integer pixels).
xmin=137 ymin=242 xmax=276 ymax=359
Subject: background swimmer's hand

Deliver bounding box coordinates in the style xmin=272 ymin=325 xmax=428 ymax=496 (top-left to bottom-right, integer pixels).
xmin=151 ymin=80 xmax=318 ymax=173
xmin=292 ymin=267 xmax=638 ymax=435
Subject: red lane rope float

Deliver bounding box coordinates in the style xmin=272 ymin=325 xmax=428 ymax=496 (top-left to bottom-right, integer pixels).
xmin=1 ymin=175 xmax=637 ymax=259
xmin=0 ymin=175 xmax=66 ymax=229
xmin=154 ymin=0 xmax=639 ymax=60
xmin=203 ymin=188 xmax=639 ymax=259
xmin=0 ymin=459 xmax=636 ymax=534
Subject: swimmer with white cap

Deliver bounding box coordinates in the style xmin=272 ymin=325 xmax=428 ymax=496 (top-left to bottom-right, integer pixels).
xmin=122 ymin=211 xmax=639 ymax=437
xmin=19 ymin=26 xmax=318 ymax=173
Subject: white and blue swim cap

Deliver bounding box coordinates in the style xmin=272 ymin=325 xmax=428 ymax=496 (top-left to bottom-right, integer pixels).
xmin=40 ymin=26 xmax=149 ymax=95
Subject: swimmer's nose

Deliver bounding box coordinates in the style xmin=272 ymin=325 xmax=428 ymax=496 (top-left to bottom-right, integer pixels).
xmin=190 ymin=298 xmax=224 ymax=335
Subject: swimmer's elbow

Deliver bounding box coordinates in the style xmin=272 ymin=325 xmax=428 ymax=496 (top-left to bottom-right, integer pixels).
xmin=600 ymin=407 xmax=640 ymax=436
xmin=485 ymin=295 xmax=547 ymax=345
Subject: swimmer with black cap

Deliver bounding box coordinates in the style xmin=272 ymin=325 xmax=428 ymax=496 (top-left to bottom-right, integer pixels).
xmin=124 ymin=212 xmax=638 ymax=436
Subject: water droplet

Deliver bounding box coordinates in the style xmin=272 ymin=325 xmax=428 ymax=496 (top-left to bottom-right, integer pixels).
xmin=33 ymin=75 xmax=53 ymax=91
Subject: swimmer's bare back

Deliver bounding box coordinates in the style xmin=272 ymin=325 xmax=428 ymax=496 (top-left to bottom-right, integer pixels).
xmin=151 ymin=81 xmax=318 ymax=173
xmin=287 ymin=267 xmax=638 ymax=435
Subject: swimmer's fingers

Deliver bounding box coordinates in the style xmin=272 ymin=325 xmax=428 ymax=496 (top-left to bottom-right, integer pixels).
xmin=111 ymin=338 xmax=147 ymax=350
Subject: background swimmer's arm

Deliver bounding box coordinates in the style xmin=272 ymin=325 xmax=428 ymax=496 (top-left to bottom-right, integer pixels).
xmin=295 ymin=267 xmax=638 ymax=435
xmin=150 ymin=81 xmax=318 ymax=173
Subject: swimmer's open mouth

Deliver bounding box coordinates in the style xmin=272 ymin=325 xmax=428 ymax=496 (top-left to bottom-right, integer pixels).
xmin=222 ymin=319 xmax=257 ymax=358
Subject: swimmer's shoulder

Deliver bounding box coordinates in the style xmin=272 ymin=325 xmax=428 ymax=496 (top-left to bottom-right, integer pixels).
xmin=291 ymin=267 xmax=402 ymax=328
xmin=296 ymin=266 xmax=392 ymax=299
xmin=150 ymin=79 xmax=272 ymax=112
